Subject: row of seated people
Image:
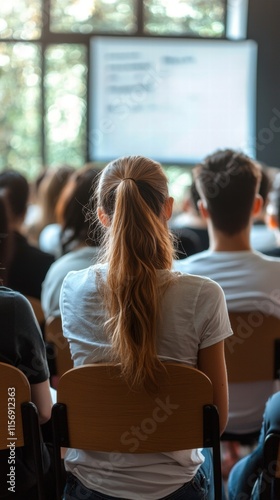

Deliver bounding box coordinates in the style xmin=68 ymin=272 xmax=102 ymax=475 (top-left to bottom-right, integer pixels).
xmin=171 ymin=162 xmax=279 ymax=259
xmin=0 ymin=157 xmax=279 ymax=316
xmin=1 ymin=152 xmax=280 ymax=498
xmin=0 ymin=165 xmax=100 ymax=303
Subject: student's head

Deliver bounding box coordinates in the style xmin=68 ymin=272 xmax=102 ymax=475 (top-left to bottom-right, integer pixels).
xmin=258 ymin=166 xmax=272 ymax=211
xmin=97 ymin=155 xmax=174 ymax=265
xmin=95 ymin=156 xmax=174 ymax=389
xmin=193 ymin=149 xmax=262 ymax=235
xmin=0 ymin=170 xmax=29 ymax=220
xmin=266 ymin=172 xmax=280 ymax=231
xmin=55 ymin=166 xmax=100 ymax=252
xmin=0 ymin=194 xmax=13 ymax=284
xmin=38 ymin=165 xmax=74 ymax=228
xmin=189 ymin=180 xmax=202 ymax=215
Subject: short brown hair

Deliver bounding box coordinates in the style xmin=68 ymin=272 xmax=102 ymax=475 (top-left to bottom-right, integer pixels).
xmin=193 ymin=149 xmax=261 ymax=235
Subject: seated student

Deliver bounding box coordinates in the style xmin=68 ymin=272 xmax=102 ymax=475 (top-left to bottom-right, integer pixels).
xmin=36 ymin=165 xmax=75 ymax=257
xmin=250 ymin=165 xmax=277 ymax=252
xmin=228 ymin=391 xmax=280 ymax=500
xmin=263 ymin=172 xmax=280 ymax=257
xmin=60 ymin=155 xmax=232 ymax=500
xmin=24 ymin=168 xmax=48 ymax=246
xmin=41 ymin=166 xmax=101 ymax=320
xmin=0 ymin=196 xmax=55 ymax=500
xmin=174 ymin=149 xmax=280 ymax=438
xmin=0 ymin=170 xmax=54 ymax=299
xmin=171 ymin=181 xmax=209 ymax=258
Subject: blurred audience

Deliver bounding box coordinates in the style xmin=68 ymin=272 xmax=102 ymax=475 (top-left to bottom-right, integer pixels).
xmin=41 ymin=166 xmax=101 ymax=320
xmin=0 ymin=170 xmax=54 ymax=299
xmin=25 ymin=165 xmax=74 ymax=256
xmin=0 ymin=192 xmax=12 ymax=285
xmin=250 ymin=165 xmax=277 ymax=251
xmin=24 ymin=169 xmax=48 ymax=245
xmin=263 ymin=171 xmax=280 ymax=257
xmin=171 ymin=181 xmax=209 ymax=258
xmin=0 ymin=195 xmax=55 ymax=500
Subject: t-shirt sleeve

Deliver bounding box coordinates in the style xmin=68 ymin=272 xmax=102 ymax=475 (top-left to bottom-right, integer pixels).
xmin=14 ymin=294 xmax=50 ymax=384
xmin=194 ymin=279 xmax=233 ymax=349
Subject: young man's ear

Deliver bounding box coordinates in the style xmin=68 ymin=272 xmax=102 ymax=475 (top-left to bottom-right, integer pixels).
xmin=197 ymin=199 xmax=209 ymax=220
xmin=97 ymin=207 xmax=110 ymax=227
xmin=252 ymin=194 xmax=263 ymax=217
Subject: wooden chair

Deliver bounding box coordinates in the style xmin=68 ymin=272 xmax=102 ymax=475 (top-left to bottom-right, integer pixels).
xmin=44 ymin=316 xmax=73 ymax=380
xmin=52 ymin=362 xmax=222 ymax=499
xmin=225 ymin=312 xmax=280 ymax=384
xmin=25 ymin=295 xmax=45 ymax=331
xmin=0 ymin=362 xmax=45 ymax=500
xmin=258 ymin=433 xmax=280 ymax=500
xmin=223 ymin=312 xmax=280 ymax=444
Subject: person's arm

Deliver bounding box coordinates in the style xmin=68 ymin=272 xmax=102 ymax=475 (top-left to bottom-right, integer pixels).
xmin=198 ymin=340 xmax=228 ymax=434
xmin=30 ymin=380 xmax=53 ymax=425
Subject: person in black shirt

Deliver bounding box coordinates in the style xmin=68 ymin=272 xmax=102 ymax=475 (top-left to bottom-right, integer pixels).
xmin=0 ymin=196 xmax=55 ymax=499
xmin=0 ymin=170 xmax=54 ymax=298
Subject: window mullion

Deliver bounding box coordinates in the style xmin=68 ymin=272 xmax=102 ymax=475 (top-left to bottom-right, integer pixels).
xmin=137 ymin=0 xmax=144 ymax=35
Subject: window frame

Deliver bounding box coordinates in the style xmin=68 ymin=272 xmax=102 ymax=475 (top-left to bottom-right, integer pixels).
xmin=0 ymin=0 xmax=229 ymax=172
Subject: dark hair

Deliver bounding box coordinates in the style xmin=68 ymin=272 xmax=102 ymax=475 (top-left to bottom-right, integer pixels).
xmin=258 ymin=166 xmax=272 ymax=209
xmin=0 ymin=194 xmax=13 ymax=284
xmin=38 ymin=165 xmax=75 ymax=228
xmin=55 ymin=167 xmax=100 ymax=253
xmin=0 ymin=170 xmax=29 ymax=217
xmin=193 ymin=149 xmax=261 ymax=235
xmin=189 ymin=180 xmax=201 ymax=214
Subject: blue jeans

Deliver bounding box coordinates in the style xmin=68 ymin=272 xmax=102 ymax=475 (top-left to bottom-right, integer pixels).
xmin=228 ymin=392 xmax=280 ymax=500
xmin=63 ymin=449 xmax=215 ymax=500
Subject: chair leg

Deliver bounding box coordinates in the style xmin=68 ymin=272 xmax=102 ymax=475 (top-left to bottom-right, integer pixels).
xmin=22 ymin=403 xmax=45 ymax=500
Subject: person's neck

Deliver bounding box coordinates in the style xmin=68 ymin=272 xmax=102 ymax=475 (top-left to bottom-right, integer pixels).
xmin=208 ymin=226 xmax=252 ymax=252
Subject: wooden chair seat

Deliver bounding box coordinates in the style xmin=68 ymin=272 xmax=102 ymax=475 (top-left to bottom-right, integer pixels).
xmin=52 ymin=362 xmax=222 ymax=499
xmin=0 ymin=362 xmax=45 ymax=500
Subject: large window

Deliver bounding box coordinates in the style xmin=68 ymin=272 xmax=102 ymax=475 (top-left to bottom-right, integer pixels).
xmin=0 ymin=0 xmax=227 ymax=179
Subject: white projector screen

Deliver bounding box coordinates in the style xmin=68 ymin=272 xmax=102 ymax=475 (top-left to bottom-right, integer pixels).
xmin=89 ymin=37 xmax=257 ymax=164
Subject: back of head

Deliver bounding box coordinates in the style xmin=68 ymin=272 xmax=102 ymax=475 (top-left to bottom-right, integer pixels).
xmin=194 ymin=149 xmax=261 ymax=235
xmin=258 ymin=165 xmax=272 ymax=211
xmin=0 ymin=170 xmax=29 ymax=219
xmin=55 ymin=166 xmax=100 ymax=251
xmin=189 ymin=180 xmax=201 ymax=214
xmin=267 ymin=172 xmax=280 ymax=230
xmin=38 ymin=165 xmax=74 ymax=228
xmin=96 ymin=156 xmax=175 ymax=390
xmin=0 ymin=194 xmax=12 ymax=284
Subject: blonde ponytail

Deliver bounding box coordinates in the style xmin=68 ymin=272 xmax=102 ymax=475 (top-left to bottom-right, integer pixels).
xmin=96 ymin=156 xmax=175 ymax=389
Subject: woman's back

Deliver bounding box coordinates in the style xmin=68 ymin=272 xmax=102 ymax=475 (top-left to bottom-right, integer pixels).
xmin=60 ymin=156 xmax=231 ymax=500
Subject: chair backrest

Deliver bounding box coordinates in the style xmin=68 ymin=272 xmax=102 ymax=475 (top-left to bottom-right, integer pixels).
xmin=25 ymin=295 xmax=45 ymax=330
xmin=52 ymin=362 xmax=222 ymax=499
xmin=259 ymin=433 xmax=280 ymax=500
xmin=44 ymin=316 xmax=73 ymax=379
xmin=225 ymin=312 xmax=280 ymax=383
xmin=0 ymin=362 xmax=45 ymax=499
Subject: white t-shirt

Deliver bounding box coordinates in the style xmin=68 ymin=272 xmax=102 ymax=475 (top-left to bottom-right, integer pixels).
xmin=60 ymin=264 xmax=232 ymax=499
xmin=41 ymin=246 xmax=99 ymax=319
xmin=174 ymin=250 xmax=280 ymax=434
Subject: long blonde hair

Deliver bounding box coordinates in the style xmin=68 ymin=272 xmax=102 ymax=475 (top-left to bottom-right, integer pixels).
xmin=96 ymin=156 xmax=175 ymax=389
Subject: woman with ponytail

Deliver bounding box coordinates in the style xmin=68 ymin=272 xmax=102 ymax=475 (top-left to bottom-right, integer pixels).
xmin=60 ymin=156 xmax=232 ymax=500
